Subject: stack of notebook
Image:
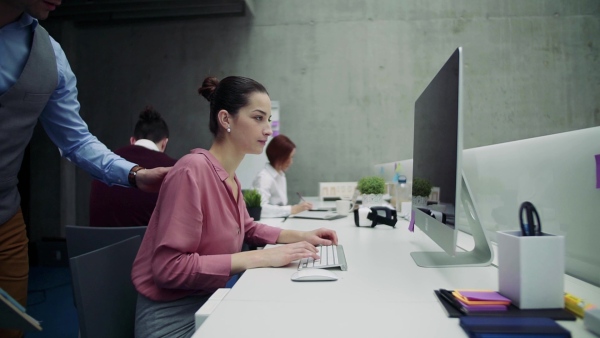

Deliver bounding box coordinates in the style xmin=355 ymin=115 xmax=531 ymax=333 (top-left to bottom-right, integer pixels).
xmin=435 ymin=289 xmax=577 ymax=320
xmin=437 ymin=289 xmax=511 ymax=313
xmin=453 ymin=290 xmax=511 ymax=312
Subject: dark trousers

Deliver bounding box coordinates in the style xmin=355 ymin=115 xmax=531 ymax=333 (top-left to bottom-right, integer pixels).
xmin=0 ymin=209 xmax=28 ymax=338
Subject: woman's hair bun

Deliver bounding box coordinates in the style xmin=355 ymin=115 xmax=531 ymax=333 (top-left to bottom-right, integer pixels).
xmin=198 ymin=76 xmax=220 ymax=102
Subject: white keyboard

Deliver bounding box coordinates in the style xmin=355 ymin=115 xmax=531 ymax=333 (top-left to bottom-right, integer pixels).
xmin=298 ymin=245 xmax=348 ymax=271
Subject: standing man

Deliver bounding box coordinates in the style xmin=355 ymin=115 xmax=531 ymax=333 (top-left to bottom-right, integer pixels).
xmin=0 ymin=1 xmax=169 ymax=336
xmin=90 ymin=107 xmax=177 ymax=227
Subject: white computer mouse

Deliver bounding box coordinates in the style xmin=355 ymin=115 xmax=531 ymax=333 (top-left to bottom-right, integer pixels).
xmin=290 ymin=268 xmax=338 ymax=282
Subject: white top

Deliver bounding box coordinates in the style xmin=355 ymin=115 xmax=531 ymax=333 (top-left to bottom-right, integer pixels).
xmin=134 ymin=139 xmax=159 ymax=152
xmin=252 ymin=164 xmax=292 ymax=218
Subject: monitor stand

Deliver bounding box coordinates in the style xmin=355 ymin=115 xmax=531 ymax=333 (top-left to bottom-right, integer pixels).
xmin=410 ymin=175 xmax=493 ymax=268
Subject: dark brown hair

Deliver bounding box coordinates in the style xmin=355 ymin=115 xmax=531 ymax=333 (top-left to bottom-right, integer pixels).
xmin=198 ymin=76 xmax=269 ymax=137
xmin=133 ymin=106 xmax=169 ymax=142
xmin=266 ymin=134 xmax=296 ymax=169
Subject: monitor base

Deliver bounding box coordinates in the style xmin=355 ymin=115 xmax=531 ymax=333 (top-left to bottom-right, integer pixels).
xmin=411 ymin=175 xmax=493 ymax=268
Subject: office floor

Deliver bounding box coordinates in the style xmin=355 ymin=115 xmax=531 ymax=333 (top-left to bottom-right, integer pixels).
xmin=25 ymin=266 xmax=78 ymax=338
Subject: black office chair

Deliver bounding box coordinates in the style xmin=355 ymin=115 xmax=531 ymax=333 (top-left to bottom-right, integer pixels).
xmin=65 ymin=225 xmax=147 ymax=258
xmin=70 ymin=235 xmax=141 ymax=338
xmin=65 ymin=224 xmax=148 ymax=327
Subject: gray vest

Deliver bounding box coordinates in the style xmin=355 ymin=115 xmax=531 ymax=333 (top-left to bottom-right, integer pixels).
xmin=0 ymin=25 xmax=58 ymax=224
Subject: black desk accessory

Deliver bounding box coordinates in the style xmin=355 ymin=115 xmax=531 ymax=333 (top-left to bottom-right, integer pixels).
xmin=460 ymin=316 xmax=571 ymax=337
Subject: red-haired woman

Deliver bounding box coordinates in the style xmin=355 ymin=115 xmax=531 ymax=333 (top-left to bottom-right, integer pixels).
xmin=252 ymin=134 xmax=313 ymax=218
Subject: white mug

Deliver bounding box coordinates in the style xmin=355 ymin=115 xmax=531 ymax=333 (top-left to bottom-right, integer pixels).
xmin=336 ymin=199 xmax=354 ymax=214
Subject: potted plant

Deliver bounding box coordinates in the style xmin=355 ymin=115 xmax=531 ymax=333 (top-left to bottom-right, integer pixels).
xmin=412 ymin=177 xmax=432 ymax=207
xmin=357 ymin=176 xmax=386 ymax=207
xmin=243 ymin=189 xmax=262 ymax=221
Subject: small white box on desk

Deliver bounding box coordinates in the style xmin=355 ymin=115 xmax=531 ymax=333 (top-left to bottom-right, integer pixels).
xmin=497 ymin=230 xmax=564 ymax=309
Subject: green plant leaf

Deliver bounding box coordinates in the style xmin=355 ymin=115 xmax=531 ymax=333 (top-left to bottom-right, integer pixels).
xmin=357 ymin=176 xmax=386 ymax=195
xmin=412 ymin=177 xmax=432 ymax=197
xmin=242 ymin=189 xmax=262 ymax=207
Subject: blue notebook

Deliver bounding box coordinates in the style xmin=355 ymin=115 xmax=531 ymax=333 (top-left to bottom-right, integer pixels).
xmin=459 ymin=317 xmax=571 ymax=338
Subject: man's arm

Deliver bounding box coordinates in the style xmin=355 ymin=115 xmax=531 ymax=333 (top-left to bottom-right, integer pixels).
xmin=38 ymin=36 xmax=169 ymax=191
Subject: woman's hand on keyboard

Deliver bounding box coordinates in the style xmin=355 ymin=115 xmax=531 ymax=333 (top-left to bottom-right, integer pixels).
xmin=261 ymin=242 xmax=320 ymax=268
xmin=302 ymin=228 xmax=339 ymax=246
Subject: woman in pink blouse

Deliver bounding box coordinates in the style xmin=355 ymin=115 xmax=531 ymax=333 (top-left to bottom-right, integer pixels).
xmin=131 ymin=76 xmax=338 ymax=338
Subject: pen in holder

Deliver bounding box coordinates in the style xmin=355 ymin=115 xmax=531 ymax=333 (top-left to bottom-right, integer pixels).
xmin=497 ymin=230 xmax=565 ymax=309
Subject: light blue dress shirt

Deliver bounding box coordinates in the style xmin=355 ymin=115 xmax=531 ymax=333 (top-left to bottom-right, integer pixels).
xmin=0 ymin=13 xmax=134 ymax=186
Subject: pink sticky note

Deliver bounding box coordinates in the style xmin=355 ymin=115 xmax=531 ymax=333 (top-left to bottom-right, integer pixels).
xmin=596 ymin=155 xmax=600 ymax=189
xmin=459 ymin=291 xmax=511 ymax=302
xmin=408 ymin=210 xmax=415 ymax=232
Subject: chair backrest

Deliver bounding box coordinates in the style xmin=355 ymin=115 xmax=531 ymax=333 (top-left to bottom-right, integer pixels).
xmin=70 ymin=235 xmax=141 ymax=338
xmin=65 ymin=225 xmax=147 ymax=258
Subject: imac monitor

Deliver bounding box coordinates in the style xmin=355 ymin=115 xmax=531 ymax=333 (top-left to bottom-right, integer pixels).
xmin=410 ymin=47 xmax=493 ymax=268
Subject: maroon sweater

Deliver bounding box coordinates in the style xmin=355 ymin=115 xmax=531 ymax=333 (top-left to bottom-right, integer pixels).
xmin=89 ymin=145 xmax=177 ymax=227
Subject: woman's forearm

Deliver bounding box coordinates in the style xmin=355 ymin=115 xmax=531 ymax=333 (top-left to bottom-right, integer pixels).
xmin=230 ymin=250 xmax=265 ymax=274
xmin=276 ymin=229 xmax=306 ymax=244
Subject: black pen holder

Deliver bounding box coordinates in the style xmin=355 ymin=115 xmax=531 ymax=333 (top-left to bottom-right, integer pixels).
xmin=497 ymin=230 xmax=565 ymax=309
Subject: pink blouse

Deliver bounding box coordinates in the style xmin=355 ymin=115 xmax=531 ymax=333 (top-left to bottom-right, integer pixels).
xmin=131 ymin=148 xmax=282 ymax=301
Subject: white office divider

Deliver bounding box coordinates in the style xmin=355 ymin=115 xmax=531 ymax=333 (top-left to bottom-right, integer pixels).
xmin=497 ymin=230 xmax=565 ymax=309
xmin=374 ymin=127 xmax=600 ymax=287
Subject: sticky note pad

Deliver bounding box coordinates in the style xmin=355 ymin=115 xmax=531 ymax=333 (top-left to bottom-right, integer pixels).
xmin=596 ymin=154 xmax=600 ymax=189
xmin=408 ymin=210 xmax=415 ymax=232
xmin=458 ymin=290 xmax=511 ymax=302
xmin=453 ymin=290 xmax=511 ymax=305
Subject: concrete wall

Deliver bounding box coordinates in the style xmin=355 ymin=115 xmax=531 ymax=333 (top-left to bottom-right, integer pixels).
xmin=33 ymin=0 xmax=599 ymax=231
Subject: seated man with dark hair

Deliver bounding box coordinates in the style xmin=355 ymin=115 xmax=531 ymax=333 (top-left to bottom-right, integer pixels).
xmin=89 ymin=106 xmax=177 ymax=227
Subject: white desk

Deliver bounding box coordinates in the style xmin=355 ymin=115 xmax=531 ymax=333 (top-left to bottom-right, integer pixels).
xmin=194 ymin=216 xmax=600 ymax=337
